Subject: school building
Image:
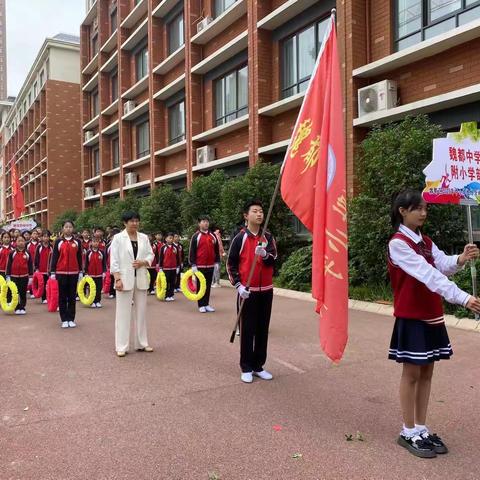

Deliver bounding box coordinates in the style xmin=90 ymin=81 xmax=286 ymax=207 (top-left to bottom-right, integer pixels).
xmin=2 ymin=34 xmax=82 ymax=228
xmin=80 ymin=0 xmax=480 ymax=205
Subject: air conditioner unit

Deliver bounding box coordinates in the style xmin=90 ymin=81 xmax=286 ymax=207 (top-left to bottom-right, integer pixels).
xmin=85 ymin=186 xmax=95 ymax=197
xmin=29 ymin=173 xmax=35 ymax=182
xmin=85 ymin=130 xmax=94 ymax=142
xmin=196 ymin=145 xmax=215 ymax=165
xmin=125 ymin=172 xmax=138 ymax=185
xmin=197 ymin=16 xmax=214 ymax=33
xmin=123 ymin=101 xmax=136 ymax=115
xmin=358 ymin=80 xmax=397 ymax=117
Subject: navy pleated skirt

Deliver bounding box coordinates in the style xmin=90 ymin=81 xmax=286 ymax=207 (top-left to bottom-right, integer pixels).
xmin=388 ymin=317 xmax=453 ymax=365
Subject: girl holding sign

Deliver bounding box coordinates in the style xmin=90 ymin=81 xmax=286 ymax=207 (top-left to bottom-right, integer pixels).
xmin=388 ymin=189 xmax=480 ymax=458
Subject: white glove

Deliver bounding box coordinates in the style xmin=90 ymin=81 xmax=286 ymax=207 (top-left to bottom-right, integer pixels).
xmin=176 ymin=267 xmax=180 ymax=274
xmin=50 ymin=274 xmax=56 ymax=280
xmin=192 ymin=265 xmax=198 ymax=273
xmin=237 ymin=284 xmax=250 ymax=300
xmin=159 ymin=268 xmax=163 ymax=272
xmin=28 ymin=277 xmax=33 ymax=286
xmin=102 ymin=272 xmax=106 ymax=279
xmin=255 ymin=246 xmax=268 ymax=258
xmin=6 ymin=276 xmax=10 ymax=282
xmin=78 ymin=272 xmax=84 ymax=280
xmin=214 ymin=263 xmax=220 ymax=272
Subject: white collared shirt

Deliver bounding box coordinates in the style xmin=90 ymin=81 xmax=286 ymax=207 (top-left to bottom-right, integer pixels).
xmin=389 ymin=224 xmax=470 ymax=307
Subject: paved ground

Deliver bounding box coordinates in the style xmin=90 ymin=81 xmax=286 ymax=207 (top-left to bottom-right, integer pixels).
xmin=0 ymin=286 xmax=479 ymax=480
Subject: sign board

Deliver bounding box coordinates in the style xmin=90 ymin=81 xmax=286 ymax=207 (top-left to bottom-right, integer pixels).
xmin=423 ymin=122 xmax=480 ymax=205
xmin=2 ymin=218 xmax=37 ymax=232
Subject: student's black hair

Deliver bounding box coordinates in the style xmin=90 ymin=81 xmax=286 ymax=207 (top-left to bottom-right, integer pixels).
xmin=42 ymin=229 xmax=51 ymax=237
xmin=62 ymin=219 xmax=75 ymax=228
xmin=243 ymin=199 xmax=264 ymax=214
xmin=1 ymin=231 xmax=11 ymax=240
xmin=197 ymin=215 xmax=210 ymax=223
xmin=122 ymin=211 xmax=140 ymax=223
xmin=94 ymin=226 xmax=104 ymax=232
xmin=111 ymin=227 xmax=121 ymax=235
xmin=390 ymin=189 xmax=424 ymax=229
xmin=165 ymin=232 xmax=174 ymax=238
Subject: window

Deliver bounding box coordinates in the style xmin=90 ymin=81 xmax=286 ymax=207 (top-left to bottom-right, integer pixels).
xmin=112 ymin=137 xmax=119 ymax=168
xmin=168 ymin=11 xmax=184 ymax=54
xmin=40 ymin=71 xmax=45 ymax=86
xmin=92 ymin=148 xmax=100 ymax=176
xmin=168 ymin=100 xmax=185 ymax=145
xmin=33 ymin=82 xmax=37 ymax=98
xmin=214 ymin=0 xmax=237 ymax=17
xmin=281 ymin=17 xmax=329 ymax=98
xmin=136 ymin=120 xmax=150 ymax=158
xmin=111 ymin=72 xmax=118 ymax=102
xmin=110 ymin=6 xmax=117 ymax=34
xmin=91 ymin=89 xmax=99 ymax=117
xmin=135 ymin=46 xmax=148 ymax=81
xmin=91 ymin=32 xmax=99 ymax=57
xmin=215 ymin=65 xmax=248 ymax=126
xmin=395 ymin=0 xmax=480 ymax=51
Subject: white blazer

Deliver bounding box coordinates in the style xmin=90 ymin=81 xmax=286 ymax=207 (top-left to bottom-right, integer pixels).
xmin=110 ymin=229 xmax=154 ymax=291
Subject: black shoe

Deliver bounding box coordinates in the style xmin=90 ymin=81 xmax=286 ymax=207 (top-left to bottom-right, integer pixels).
xmin=397 ymin=435 xmax=437 ymax=458
xmin=421 ymin=432 xmax=448 ymax=454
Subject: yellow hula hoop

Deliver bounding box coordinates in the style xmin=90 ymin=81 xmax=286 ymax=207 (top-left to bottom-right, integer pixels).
xmin=156 ymin=270 xmax=167 ymax=300
xmin=1 ymin=280 xmax=19 ymax=313
xmin=0 ymin=274 xmax=6 ymax=291
xmin=181 ymin=269 xmax=207 ymax=302
xmin=77 ymin=276 xmax=96 ymax=306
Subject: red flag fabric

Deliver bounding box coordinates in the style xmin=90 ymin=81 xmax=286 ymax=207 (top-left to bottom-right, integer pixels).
xmin=11 ymin=163 xmax=25 ymax=219
xmin=280 ymin=15 xmax=348 ymax=362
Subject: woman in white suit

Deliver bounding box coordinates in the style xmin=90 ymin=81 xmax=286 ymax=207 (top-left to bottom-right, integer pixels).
xmin=110 ymin=211 xmax=155 ymax=357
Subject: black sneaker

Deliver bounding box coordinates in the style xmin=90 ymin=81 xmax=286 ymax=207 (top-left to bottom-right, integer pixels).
xmin=397 ymin=434 xmax=437 ymax=458
xmin=421 ymin=432 xmax=448 ymax=454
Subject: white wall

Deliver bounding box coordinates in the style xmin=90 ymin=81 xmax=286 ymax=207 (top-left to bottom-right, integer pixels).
xmin=49 ymin=47 xmax=80 ymax=85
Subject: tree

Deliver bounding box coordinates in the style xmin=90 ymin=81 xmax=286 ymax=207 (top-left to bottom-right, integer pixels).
xmin=52 ymin=209 xmax=79 ymax=233
xmin=349 ymin=115 xmax=465 ymax=285
xmin=140 ymin=185 xmax=183 ymax=234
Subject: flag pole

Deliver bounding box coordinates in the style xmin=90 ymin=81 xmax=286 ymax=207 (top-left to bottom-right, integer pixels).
xmin=466 ymin=204 xmax=479 ymax=320
xmin=229 ymin=169 xmax=284 ymax=342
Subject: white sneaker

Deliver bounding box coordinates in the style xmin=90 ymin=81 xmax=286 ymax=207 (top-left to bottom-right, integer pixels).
xmin=96 ymin=302 xmax=102 ymax=308
xmin=205 ymin=305 xmax=215 ymax=312
xmin=20 ymin=310 xmax=26 ymax=315
xmin=30 ymin=294 xmax=35 ymax=299
xmin=199 ymin=307 xmax=207 ymax=313
xmin=76 ymin=296 xmax=80 ymax=301
xmin=61 ymin=321 xmax=69 ymax=328
xmin=175 ymin=288 xmax=181 ymax=293
xmin=211 ymin=284 xmax=219 ymax=288
xmin=241 ymin=372 xmax=253 ymax=383
xmin=165 ymin=297 xmax=172 ymax=302
xmin=42 ymin=299 xmax=47 ymax=304
xmin=108 ymin=294 xmax=115 ymax=299
xmin=15 ymin=310 xmax=22 ymax=315
xmin=253 ymin=370 xmax=273 ymax=380
xmin=91 ymin=303 xmax=97 ymax=308
xmin=68 ymin=321 xmax=77 ymax=328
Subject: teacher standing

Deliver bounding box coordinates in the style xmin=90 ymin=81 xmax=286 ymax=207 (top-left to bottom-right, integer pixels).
xmin=110 ymin=211 xmax=155 ymax=357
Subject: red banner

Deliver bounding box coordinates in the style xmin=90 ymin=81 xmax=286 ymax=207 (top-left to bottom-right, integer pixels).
xmin=12 ymin=163 xmax=25 ymax=219
xmin=280 ymin=15 xmax=348 ymax=362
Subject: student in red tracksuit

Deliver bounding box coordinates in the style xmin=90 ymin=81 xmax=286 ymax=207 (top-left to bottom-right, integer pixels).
xmin=0 ymin=231 xmax=12 ymax=277
xmin=34 ymin=230 xmax=53 ymax=303
xmin=227 ymin=200 xmax=277 ymax=384
xmin=158 ymin=233 xmax=181 ymax=301
xmin=50 ymin=220 xmax=83 ymax=329
xmin=173 ymin=233 xmax=184 ymax=292
xmin=94 ymin=227 xmax=106 ymax=252
xmin=189 ymin=216 xmax=220 ymax=313
xmin=6 ymin=235 xmax=34 ymax=315
xmin=85 ymin=237 xmax=107 ymax=308
xmin=147 ymin=234 xmax=158 ymax=295
xmin=81 ymin=229 xmax=91 ymax=270
xmin=26 ymin=229 xmax=40 ymax=298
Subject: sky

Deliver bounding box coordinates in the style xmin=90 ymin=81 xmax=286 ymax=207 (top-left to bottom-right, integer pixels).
xmin=6 ymin=0 xmax=85 ymax=97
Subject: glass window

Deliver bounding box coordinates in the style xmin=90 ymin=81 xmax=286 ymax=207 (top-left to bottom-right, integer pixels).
xmin=92 ymin=148 xmax=100 ymax=176
xmin=40 ymin=71 xmax=44 ymax=85
xmin=168 ymin=101 xmax=185 ymax=145
xmin=395 ymin=0 xmax=480 ymax=51
xmin=112 ymin=137 xmax=119 ymax=169
xmin=168 ymin=12 xmax=184 ymax=54
xmin=111 ymin=72 xmax=118 ymax=102
xmin=281 ymin=17 xmax=329 ymax=98
xmin=215 ymin=65 xmax=248 ymax=126
xmin=91 ymin=33 xmax=98 ymax=57
xmin=110 ymin=7 xmax=117 ymax=34
xmin=91 ymin=89 xmax=99 ymax=117
xmin=136 ymin=120 xmax=150 ymax=158
xmin=135 ymin=46 xmax=148 ymax=81
xmin=33 ymin=82 xmax=37 ymax=97
xmin=214 ymin=0 xmax=236 ymax=17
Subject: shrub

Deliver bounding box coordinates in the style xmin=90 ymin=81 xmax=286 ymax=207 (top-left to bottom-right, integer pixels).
xmin=277 ymin=245 xmax=312 ymax=292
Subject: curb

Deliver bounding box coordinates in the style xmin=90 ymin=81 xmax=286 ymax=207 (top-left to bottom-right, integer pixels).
xmin=218 ymin=280 xmax=480 ymax=333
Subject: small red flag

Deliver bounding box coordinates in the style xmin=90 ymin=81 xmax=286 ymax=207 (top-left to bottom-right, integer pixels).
xmin=280 ymin=15 xmax=348 ymax=362
xmin=11 ymin=163 xmax=25 ymax=219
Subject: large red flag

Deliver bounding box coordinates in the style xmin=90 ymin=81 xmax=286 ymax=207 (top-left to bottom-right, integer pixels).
xmin=11 ymin=163 xmax=25 ymax=219
xmin=280 ymin=14 xmax=348 ymax=362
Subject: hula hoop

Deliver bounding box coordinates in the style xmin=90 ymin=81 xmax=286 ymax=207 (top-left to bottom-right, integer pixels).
xmin=32 ymin=271 xmax=45 ymax=298
xmin=156 ymin=270 xmax=167 ymax=300
xmin=181 ymin=269 xmax=207 ymax=302
xmin=77 ymin=276 xmax=96 ymax=306
xmin=0 ymin=274 xmax=6 ymax=291
xmin=46 ymin=278 xmax=59 ymax=312
xmin=1 ymin=280 xmax=19 ymax=313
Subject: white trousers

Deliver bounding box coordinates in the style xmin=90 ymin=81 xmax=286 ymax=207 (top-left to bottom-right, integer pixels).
xmin=115 ymin=284 xmax=149 ymax=352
